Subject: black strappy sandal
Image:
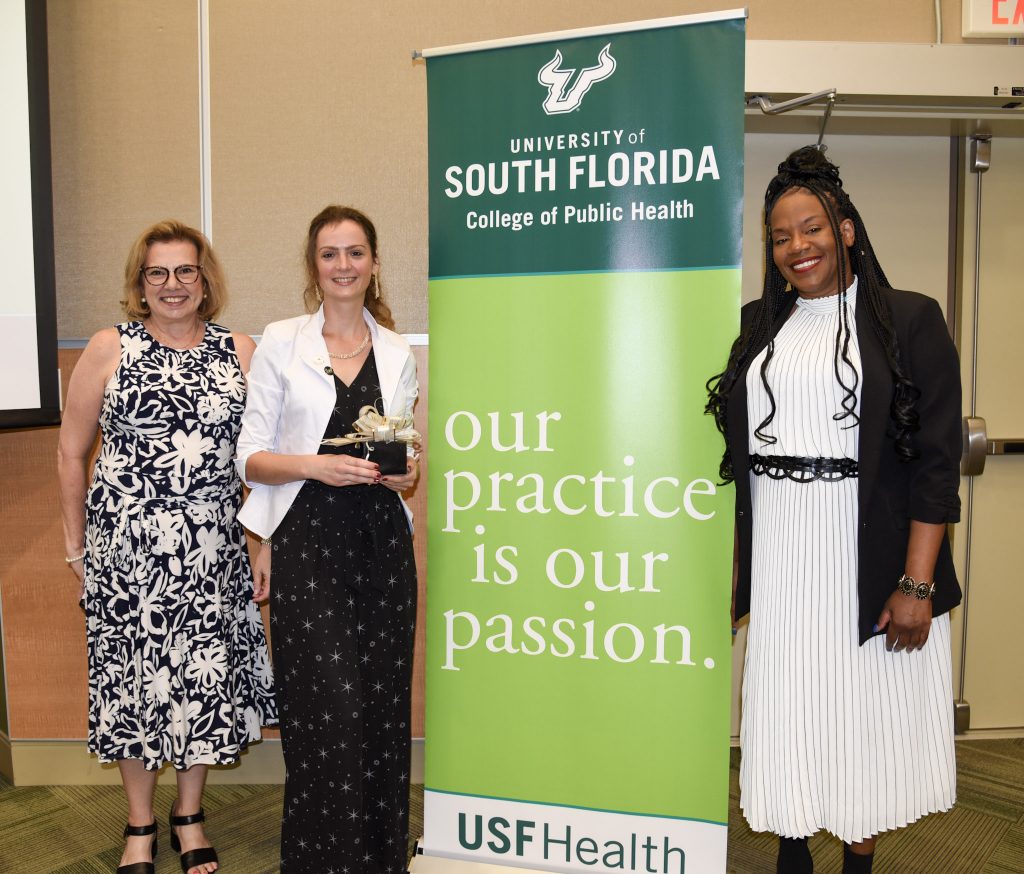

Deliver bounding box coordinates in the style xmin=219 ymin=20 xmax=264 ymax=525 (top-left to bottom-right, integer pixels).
xmin=169 ymin=806 xmax=219 ymax=873
xmin=116 ymin=821 xmax=158 ymax=874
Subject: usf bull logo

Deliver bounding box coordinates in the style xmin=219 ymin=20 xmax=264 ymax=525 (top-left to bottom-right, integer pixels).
xmin=537 ymin=43 xmax=616 ymax=115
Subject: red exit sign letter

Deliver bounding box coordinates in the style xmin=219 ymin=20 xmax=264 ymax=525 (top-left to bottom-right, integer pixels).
xmin=964 ymin=0 xmax=1024 ymax=34
xmin=992 ymin=0 xmax=1024 ymax=25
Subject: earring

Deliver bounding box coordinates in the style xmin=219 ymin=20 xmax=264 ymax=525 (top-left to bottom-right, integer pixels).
xmin=371 ymin=274 xmax=381 ymax=300
xmin=141 ymin=297 xmax=148 ymax=308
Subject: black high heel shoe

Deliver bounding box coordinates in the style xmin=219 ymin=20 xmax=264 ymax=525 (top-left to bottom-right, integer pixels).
xmin=169 ymin=805 xmax=219 ymax=873
xmin=116 ymin=821 xmax=158 ymax=874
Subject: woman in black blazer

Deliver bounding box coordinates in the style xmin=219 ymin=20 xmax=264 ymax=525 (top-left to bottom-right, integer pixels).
xmin=707 ymin=147 xmax=962 ymax=874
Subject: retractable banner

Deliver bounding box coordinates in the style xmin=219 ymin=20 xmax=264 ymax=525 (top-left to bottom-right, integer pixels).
xmin=423 ymin=11 xmax=744 ymax=873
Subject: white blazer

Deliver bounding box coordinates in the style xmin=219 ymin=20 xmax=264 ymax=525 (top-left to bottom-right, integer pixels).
xmin=236 ymin=305 xmax=418 ymax=538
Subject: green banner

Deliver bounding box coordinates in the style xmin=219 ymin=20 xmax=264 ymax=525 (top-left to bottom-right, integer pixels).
xmin=423 ymin=13 xmax=743 ymax=872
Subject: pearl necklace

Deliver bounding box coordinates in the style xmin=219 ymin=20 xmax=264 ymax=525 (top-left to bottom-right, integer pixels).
xmin=327 ymin=331 xmax=371 ymax=360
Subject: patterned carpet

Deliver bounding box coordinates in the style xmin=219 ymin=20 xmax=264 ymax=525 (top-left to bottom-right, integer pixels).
xmin=1 ymin=739 xmax=1020 ymax=873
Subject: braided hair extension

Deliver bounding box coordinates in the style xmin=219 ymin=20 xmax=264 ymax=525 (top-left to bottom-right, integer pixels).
xmin=705 ymin=146 xmax=921 ymax=483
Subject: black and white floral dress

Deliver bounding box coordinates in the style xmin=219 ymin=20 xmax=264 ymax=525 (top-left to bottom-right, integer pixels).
xmin=83 ymin=321 xmax=277 ymax=770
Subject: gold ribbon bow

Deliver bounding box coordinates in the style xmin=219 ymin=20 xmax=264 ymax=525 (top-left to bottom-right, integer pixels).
xmin=321 ymin=405 xmax=421 ymax=447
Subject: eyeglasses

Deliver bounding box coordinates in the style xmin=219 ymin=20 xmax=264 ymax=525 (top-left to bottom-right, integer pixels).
xmin=140 ymin=264 xmax=203 ymax=286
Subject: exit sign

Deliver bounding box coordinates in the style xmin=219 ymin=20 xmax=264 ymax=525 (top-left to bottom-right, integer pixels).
xmin=963 ymin=0 xmax=1024 ymax=36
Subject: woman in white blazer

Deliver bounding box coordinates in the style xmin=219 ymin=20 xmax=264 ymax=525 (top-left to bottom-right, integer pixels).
xmin=236 ymin=206 xmax=419 ymax=873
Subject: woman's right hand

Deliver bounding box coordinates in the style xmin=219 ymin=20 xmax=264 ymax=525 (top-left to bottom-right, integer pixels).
xmin=67 ymin=555 xmax=85 ymax=603
xmin=58 ymin=328 xmax=120 ymax=612
xmin=312 ymin=454 xmax=380 ymax=487
xmin=253 ymin=542 xmax=271 ymax=602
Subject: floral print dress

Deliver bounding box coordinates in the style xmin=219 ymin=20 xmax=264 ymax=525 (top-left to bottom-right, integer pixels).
xmin=83 ymin=321 xmax=276 ymax=770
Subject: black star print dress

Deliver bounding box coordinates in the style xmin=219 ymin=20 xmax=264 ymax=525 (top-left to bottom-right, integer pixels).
xmin=269 ymin=348 xmax=417 ymax=874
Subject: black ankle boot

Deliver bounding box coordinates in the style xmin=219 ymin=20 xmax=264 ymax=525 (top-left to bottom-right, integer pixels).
xmin=776 ymin=836 xmax=813 ymax=874
xmin=843 ymin=845 xmax=874 ymax=873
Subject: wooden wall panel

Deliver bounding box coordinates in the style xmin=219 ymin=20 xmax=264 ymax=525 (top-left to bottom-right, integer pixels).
xmin=0 ymin=349 xmax=88 ymax=738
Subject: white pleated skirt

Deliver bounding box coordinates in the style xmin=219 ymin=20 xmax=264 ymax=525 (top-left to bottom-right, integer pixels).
xmin=739 ymin=473 xmax=957 ymax=843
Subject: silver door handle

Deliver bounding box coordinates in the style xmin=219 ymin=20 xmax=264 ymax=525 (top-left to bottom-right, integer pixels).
xmin=962 ymin=416 xmax=987 ymax=476
xmin=988 ymin=439 xmax=1024 ymax=455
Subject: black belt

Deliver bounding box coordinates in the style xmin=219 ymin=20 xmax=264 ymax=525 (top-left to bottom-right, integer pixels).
xmin=750 ymin=453 xmax=858 ymax=482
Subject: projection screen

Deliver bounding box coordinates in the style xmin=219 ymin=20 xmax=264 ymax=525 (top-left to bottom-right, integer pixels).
xmin=0 ymin=0 xmax=59 ymax=429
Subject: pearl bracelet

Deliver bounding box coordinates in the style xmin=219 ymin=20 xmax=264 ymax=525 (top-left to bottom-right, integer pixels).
xmin=65 ymin=552 xmax=86 ymax=564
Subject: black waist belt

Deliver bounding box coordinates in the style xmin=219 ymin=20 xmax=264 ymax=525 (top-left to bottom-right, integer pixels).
xmin=750 ymin=453 xmax=858 ymax=482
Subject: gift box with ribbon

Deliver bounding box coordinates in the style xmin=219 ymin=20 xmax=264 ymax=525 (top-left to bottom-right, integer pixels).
xmin=321 ymin=405 xmax=420 ymax=475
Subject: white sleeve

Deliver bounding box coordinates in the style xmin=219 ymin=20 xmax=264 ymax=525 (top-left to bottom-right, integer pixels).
xmin=399 ymin=348 xmax=419 ymax=454
xmin=400 ymin=350 xmax=418 ymax=417
xmin=236 ymin=328 xmax=285 ymax=487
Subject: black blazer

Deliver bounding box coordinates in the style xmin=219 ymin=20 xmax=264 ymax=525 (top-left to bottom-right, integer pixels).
xmin=726 ymin=287 xmax=963 ymax=644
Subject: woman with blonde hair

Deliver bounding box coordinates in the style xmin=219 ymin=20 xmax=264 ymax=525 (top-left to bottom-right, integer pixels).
xmin=58 ymin=221 xmax=276 ymax=874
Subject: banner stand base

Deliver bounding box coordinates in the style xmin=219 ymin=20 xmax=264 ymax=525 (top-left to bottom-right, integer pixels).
xmin=410 ymin=855 xmax=551 ymax=873
xmin=409 ymin=841 xmax=551 ymax=874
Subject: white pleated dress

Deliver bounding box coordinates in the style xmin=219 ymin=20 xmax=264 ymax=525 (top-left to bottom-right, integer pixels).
xmin=739 ymin=284 xmax=957 ymax=843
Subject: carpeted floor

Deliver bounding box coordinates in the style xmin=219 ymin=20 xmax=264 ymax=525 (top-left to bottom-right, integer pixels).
xmin=1 ymin=739 xmax=1021 ymax=873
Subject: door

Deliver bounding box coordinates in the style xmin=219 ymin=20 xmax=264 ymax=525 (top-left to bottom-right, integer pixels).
xmin=954 ymin=136 xmax=1024 ymax=731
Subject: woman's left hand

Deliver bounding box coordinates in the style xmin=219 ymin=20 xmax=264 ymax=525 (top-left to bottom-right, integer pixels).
xmin=875 ymin=591 xmax=932 ymax=652
xmin=381 ymin=457 xmax=418 ymax=493
xmin=877 ymin=521 xmax=944 ymax=653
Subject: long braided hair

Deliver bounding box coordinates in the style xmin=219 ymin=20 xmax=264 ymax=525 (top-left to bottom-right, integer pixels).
xmin=705 ymin=146 xmax=920 ymax=483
